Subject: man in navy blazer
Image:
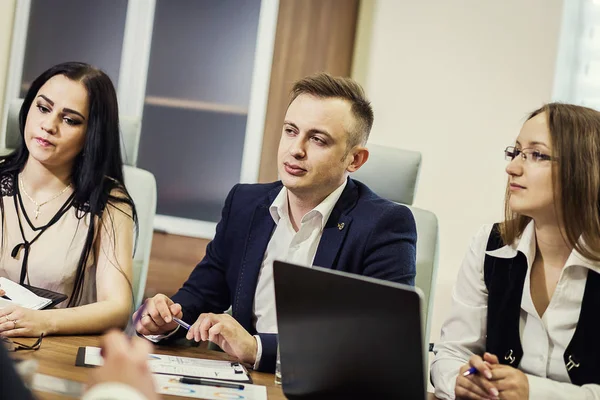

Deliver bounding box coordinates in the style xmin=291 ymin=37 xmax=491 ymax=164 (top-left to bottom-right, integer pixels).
xmin=135 ymin=73 xmax=417 ymax=372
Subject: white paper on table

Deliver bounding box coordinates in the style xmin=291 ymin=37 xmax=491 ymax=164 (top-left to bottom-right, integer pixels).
xmin=153 ymin=374 xmax=267 ymax=400
xmin=84 ymin=347 xmax=251 ymax=382
xmin=0 ymin=277 xmax=51 ymax=310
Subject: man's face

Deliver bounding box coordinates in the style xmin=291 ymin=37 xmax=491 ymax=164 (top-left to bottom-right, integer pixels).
xmin=277 ymin=94 xmax=358 ymax=200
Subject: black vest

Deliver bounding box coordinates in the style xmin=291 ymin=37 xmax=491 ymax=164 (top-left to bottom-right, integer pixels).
xmin=484 ymin=223 xmax=600 ymax=386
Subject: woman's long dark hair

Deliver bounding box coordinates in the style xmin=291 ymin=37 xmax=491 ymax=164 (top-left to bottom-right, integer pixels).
xmin=0 ymin=61 xmax=138 ymax=306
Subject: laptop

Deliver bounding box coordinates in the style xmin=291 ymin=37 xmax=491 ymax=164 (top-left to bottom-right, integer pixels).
xmin=273 ymin=260 xmax=426 ymax=399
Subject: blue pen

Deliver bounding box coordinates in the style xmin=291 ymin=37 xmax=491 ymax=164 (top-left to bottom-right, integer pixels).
xmin=463 ymin=366 xmax=477 ymax=377
xmin=172 ymin=317 xmax=190 ymax=330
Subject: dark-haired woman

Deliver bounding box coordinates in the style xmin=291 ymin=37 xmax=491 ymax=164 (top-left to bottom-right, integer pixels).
xmin=431 ymin=104 xmax=600 ymax=399
xmin=0 ymin=62 xmax=137 ymax=337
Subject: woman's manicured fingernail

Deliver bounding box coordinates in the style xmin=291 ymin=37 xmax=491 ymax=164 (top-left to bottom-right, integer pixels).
xmin=485 ymin=371 xmax=493 ymax=379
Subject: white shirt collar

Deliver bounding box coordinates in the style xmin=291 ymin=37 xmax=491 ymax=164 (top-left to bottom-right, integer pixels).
xmin=269 ymin=180 xmax=348 ymax=230
xmin=485 ymin=220 xmax=600 ymax=274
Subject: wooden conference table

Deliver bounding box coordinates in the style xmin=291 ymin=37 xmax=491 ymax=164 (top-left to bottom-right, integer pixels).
xmin=11 ymin=335 xmax=441 ymax=399
xmin=11 ymin=335 xmax=286 ymax=400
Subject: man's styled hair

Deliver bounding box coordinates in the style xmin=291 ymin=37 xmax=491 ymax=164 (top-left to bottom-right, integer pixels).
xmin=289 ymin=72 xmax=374 ymax=149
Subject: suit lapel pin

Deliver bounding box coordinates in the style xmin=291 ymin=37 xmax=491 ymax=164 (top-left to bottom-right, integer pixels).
xmin=337 ymin=222 xmax=345 ymax=231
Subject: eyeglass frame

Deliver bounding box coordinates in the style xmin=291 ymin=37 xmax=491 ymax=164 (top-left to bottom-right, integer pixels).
xmin=0 ymin=333 xmax=43 ymax=352
xmin=504 ymin=146 xmax=557 ymax=163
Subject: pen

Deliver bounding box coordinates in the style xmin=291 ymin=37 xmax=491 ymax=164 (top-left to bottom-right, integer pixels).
xmin=172 ymin=317 xmax=190 ymax=330
xmin=463 ymin=367 xmax=477 ymax=377
xmin=179 ymin=377 xmax=244 ymax=390
xmin=124 ymin=302 xmax=148 ymax=338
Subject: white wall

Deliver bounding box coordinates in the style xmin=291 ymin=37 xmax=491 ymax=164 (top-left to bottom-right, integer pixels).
xmin=353 ymin=0 xmax=563 ymax=344
xmin=0 ymin=0 xmax=564 ymax=348
xmin=0 ymin=0 xmax=16 ymax=115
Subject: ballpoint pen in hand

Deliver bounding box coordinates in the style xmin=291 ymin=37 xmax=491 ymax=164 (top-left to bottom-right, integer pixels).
xmin=124 ymin=302 xmax=148 ymax=338
xmin=172 ymin=317 xmax=190 ymax=330
xmin=463 ymin=365 xmax=494 ymax=379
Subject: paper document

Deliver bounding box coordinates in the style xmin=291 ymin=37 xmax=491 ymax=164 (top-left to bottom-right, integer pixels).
xmin=153 ymin=374 xmax=267 ymax=400
xmin=0 ymin=277 xmax=52 ymax=310
xmin=83 ymin=347 xmax=251 ymax=382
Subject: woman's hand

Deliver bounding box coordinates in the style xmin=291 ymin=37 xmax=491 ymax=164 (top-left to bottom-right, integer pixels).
xmin=455 ymin=353 xmax=500 ymax=399
xmin=0 ymin=305 xmax=54 ymax=337
xmin=490 ymin=363 xmax=529 ymax=400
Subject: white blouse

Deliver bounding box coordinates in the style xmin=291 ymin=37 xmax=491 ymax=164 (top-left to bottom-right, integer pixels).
xmin=431 ymin=222 xmax=600 ymax=400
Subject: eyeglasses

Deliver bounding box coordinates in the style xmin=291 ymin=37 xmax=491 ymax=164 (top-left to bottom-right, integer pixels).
xmin=504 ymin=146 xmax=556 ymax=163
xmin=1 ymin=333 xmax=43 ymax=352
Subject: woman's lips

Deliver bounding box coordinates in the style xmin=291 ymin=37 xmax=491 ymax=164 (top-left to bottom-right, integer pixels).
xmin=34 ymin=137 xmax=53 ymax=147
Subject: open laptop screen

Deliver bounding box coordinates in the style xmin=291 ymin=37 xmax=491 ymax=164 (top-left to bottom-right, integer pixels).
xmin=274 ymin=260 xmax=426 ymax=399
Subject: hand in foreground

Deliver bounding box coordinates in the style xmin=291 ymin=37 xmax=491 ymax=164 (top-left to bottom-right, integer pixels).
xmin=88 ymin=330 xmax=159 ymax=400
xmin=455 ymin=353 xmax=500 ymax=399
xmin=187 ymin=313 xmax=258 ymax=365
xmin=0 ymin=305 xmax=52 ymax=337
xmin=134 ymin=294 xmax=182 ymax=336
xmin=489 ymin=363 xmax=529 ymax=400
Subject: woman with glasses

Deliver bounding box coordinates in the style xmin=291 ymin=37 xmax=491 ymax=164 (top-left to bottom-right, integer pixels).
xmin=431 ymin=103 xmax=600 ymax=399
xmin=0 ymin=62 xmax=137 ymax=337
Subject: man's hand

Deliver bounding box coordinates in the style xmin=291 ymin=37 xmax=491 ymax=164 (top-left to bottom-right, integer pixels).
xmin=88 ymin=330 xmax=159 ymax=400
xmin=134 ymin=294 xmax=183 ymax=336
xmin=455 ymin=353 xmax=500 ymax=400
xmin=187 ymin=313 xmax=258 ymax=365
xmin=490 ymin=363 xmax=529 ymax=400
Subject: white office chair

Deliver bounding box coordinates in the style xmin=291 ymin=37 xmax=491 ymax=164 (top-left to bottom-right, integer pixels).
xmin=3 ymin=99 xmax=156 ymax=308
xmin=352 ymin=143 xmax=439 ymax=344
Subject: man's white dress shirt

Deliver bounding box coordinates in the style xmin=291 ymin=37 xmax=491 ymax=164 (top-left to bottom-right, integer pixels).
xmin=252 ymin=181 xmax=347 ymax=367
xmin=431 ymin=221 xmax=600 ymax=400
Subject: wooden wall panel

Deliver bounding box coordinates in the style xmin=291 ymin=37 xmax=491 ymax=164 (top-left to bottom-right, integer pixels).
xmin=258 ymin=0 xmax=360 ymax=182
xmin=144 ymin=233 xmax=210 ymax=298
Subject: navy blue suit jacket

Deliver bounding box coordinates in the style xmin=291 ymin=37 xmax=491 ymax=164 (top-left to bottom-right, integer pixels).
xmin=171 ymin=178 xmax=417 ymax=372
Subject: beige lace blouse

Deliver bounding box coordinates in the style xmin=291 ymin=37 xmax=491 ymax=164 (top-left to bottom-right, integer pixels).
xmin=0 ymin=174 xmax=96 ymax=308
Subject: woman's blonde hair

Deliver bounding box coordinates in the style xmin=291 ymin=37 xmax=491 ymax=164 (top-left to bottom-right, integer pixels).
xmin=500 ymin=103 xmax=600 ymax=261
